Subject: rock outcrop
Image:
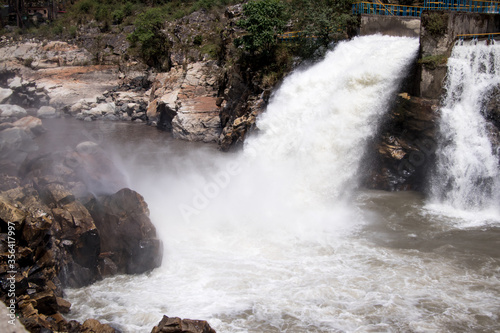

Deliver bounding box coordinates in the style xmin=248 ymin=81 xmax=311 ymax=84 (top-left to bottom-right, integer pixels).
xmin=0 ymin=132 xmax=163 ymax=332
xmin=151 ymin=316 xmax=216 ymax=333
xmin=146 ymin=61 xmax=223 ymax=143
xmin=364 ymin=94 xmax=438 ymax=191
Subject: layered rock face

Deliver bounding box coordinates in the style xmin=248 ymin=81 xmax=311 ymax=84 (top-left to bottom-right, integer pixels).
xmin=147 ymin=62 xmax=223 ymax=143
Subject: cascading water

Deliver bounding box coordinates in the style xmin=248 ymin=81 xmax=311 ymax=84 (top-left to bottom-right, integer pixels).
xmin=62 ymin=35 xmax=500 ymax=333
xmin=427 ymin=41 xmax=500 ymax=223
xmin=243 ymin=35 xmax=418 ymax=201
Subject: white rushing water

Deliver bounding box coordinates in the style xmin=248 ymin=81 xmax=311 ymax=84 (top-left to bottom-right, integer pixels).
xmin=64 ymin=36 xmax=500 ymax=332
xmin=427 ymin=41 xmax=500 ymax=225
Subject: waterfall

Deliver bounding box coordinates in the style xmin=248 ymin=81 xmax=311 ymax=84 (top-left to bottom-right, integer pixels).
xmin=428 ymin=41 xmax=500 ymax=221
xmin=244 ymin=35 xmax=419 ymax=200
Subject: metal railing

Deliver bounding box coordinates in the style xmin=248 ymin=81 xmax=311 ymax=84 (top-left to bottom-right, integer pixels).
xmin=425 ymin=0 xmax=500 ymax=13
xmin=352 ymin=0 xmax=500 ymax=16
xmin=352 ymin=2 xmax=423 ymax=16
xmin=457 ymin=32 xmax=500 ymax=39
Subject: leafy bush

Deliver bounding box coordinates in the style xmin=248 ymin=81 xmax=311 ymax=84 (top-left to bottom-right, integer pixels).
xmin=128 ymin=7 xmax=170 ymax=70
xmin=235 ymin=0 xmax=288 ymax=55
xmin=423 ymin=12 xmax=448 ymax=37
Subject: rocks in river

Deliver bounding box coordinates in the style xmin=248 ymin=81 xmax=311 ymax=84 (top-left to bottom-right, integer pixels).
xmin=13 ymin=116 xmax=46 ymax=136
xmin=37 ymin=105 xmax=59 ymax=119
xmin=1 ymin=76 xmax=50 ymax=108
xmin=87 ymin=188 xmax=163 ymax=275
xmin=151 ymin=316 xmax=216 ymax=333
xmin=0 ymin=104 xmax=28 ymax=119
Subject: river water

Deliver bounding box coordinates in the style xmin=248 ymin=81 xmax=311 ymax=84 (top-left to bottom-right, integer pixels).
xmin=45 ymin=35 xmax=500 ymax=332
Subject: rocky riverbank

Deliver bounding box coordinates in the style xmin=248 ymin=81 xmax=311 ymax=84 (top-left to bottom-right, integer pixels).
xmin=0 ymin=110 xmax=164 ymax=331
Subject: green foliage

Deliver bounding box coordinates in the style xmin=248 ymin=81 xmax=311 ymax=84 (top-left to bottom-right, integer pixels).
xmin=235 ymin=0 xmax=288 ymax=55
xmin=128 ymin=7 xmax=170 ymax=70
xmin=68 ymin=0 xmax=143 ymax=26
xmin=423 ymin=12 xmax=447 ymax=37
xmin=288 ymin=0 xmax=356 ymax=47
xmin=193 ymin=35 xmax=204 ymax=46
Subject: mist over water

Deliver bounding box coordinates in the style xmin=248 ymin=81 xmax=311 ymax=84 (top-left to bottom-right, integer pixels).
xmin=427 ymin=41 xmax=500 ymax=225
xmin=62 ymin=36 xmax=500 ymax=332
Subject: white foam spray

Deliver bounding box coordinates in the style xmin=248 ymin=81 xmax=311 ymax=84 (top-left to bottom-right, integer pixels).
xmin=427 ymin=41 xmax=500 ymax=225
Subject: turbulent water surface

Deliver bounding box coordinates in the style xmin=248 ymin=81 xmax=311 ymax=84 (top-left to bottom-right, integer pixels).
xmin=55 ymin=35 xmax=500 ymax=332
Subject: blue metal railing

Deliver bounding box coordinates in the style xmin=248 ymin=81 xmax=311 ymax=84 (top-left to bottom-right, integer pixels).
xmin=425 ymin=0 xmax=500 ymax=12
xmin=352 ymin=0 xmax=500 ymax=16
xmin=352 ymin=2 xmax=423 ymax=16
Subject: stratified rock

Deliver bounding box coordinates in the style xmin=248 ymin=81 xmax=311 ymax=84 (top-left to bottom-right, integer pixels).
xmin=87 ymin=188 xmax=162 ymax=275
xmin=172 ymin=113 xmax=221 ymax=143
xmin=0 ymin=104 xmax=28 ymax=118
xmin=147 ymin=61 xmax=223 ymax=142
xmin=151 ymin=316 xmax=216 ymax=333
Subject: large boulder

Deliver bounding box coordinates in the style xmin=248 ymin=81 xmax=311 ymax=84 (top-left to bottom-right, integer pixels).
xmin=37 ymin=106 xmax=59 ymax=119
xmin=87 ymin=188 xmax=163 ymax=275
xmin=172 ymin=113 xmax=221 ymax=143
xmin=13 ymin=116 xmax=46 ymax=136
xmin=0 ymin=104 xmax=28 ymax=118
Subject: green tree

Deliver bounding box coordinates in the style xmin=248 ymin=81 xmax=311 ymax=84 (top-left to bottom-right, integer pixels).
xmin=291 ymin=0 xmax=356 ymax=47
xmin=235 ymin=0 xmax=288 ymax=55
xmin=127 ymin=7 xmax=170 ymax=70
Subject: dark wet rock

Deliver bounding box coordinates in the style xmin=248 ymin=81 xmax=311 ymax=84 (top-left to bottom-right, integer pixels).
xmin=0 ymin=137 xmax=162 ymax=331
xmin=87 ymin=188 xmax=163 ymax=275
xmin=151 ymin=316 xmax=216 ymax=333
xmin=364 ymin=94 xmax=438 ymax=191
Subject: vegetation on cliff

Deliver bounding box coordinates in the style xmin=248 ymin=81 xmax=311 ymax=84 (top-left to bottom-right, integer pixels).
xmin=1 ymin=0 xmax=357 ymax=70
